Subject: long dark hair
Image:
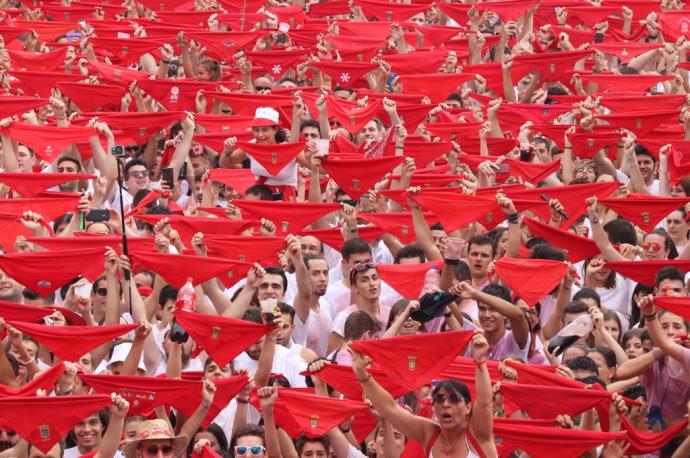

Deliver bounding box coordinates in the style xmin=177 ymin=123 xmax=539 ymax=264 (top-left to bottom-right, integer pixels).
xmin=431 ymin=380 xmax=472 ymax=404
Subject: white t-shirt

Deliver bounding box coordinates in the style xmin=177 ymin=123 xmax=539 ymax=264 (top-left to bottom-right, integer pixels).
xmin=249 ymin=157 xmax=297 ymax=187
xmin=332 ymin=303 xmax=392 ymax=338
xmin=293 ymin=305 xmax=333 ymax=357
xmin=233 ymin=344 xmax=308 ymax=388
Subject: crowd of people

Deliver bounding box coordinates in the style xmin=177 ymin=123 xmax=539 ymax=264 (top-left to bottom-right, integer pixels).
xmin=0 ymin=0 xmax=690 ymax=457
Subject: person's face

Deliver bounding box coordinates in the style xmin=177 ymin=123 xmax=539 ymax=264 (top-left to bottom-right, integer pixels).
xmin=299 ymin=236 xmax=321 ymax=255
xmin=430 ymin=229 xmax=446 ymax=249
xmin=29 ymin=442 xmax=62 ymax=458
xmin=300 ymin=442 xmax=328 ymax=458
xmin=0 ymin=427 xmax=18 ymax=451
xmin=253 ymin=77 xmax=273 ymax=92
xmin=258 ymin=273 xmax=285 ymax=301
xmin=0 ymin=268 xmax=22 ymax=301
xmin=589 ymin=255 xmax=611 ymax=283
xmin=624 ymin=336 xmax=644 ymax=359
xmin=137 ymin=439 xmax=174 ymax=457
xmin=191 ymin=155 xmax=209 ymax=175
xmin=589 ymin=351 xmax=613 ymax=383
xmin=126 ymin=165 xmax=150 ymax=193
xmin=123 ymin=420 xmax=142 ymax=443
xmin=235 ymin=435 xmax=266 ymax=457
xmin=353 ymin=268 xmax=381 ymax=301
xmin=373 ymin=425 xmax=405 ymax=456
xmin=194 ymin=432 xmax=220 ymax=452
xmin=467 ymin=243 xmax=493 ymax=278
xmin=670 ymin=184 xmax=687 ymax=197
xmin=307 ymin=259 xmax=329 ymax=296
xmin=204 ymin=360 xmax=232 ymax=380
xmin=431 ymin=387 xmax=470 ymax=430
xmin=245 ymin=338 xmax=264 ymax=360
xmin=301 ymin=126 xmax=320 ymax=142
xmin=665 ymin=211 xmax=688 ymax=241
xmin=252 ymin=126 xmax=276 ymax=144
xmin=497 ymin=231 xmax=509 ymax=257
xmin=533 ymin=141 xmax=550 ymax=162
xmin=357 ymin=120 xmax=381 ymax=143
xmin=561 ymin=345 xmax=587 ymax=364
xmin=158 ymin=300 xmax=175 ymax=326
xmin=636 ymin=154 xmax=655 ymax=182
xmin=333 ymin=89 xmax=352 ymax=100
xmin=343 ymin=252 xmax=372 ymax=276
xmin=275 ymin=313 xmax=295 ymax=346
xmin=57 ymin=160 xmax=80 ymax=192
xmin=90 ymin=279 xmax=108 ymax=310
xmin=396 ymin=309 xmax=422 ymax=335
xmin=444 ymin=98 xmax=462 ymax=109
xmin=196 ymin=65 xmax=212 ymax=81
xmin=409 ymin=12 xmax=425 ymax=25
xmin=13 ymin=340 xmax=37 ymax=361
xmin=519 ymin=303 xmax=540 ymax=330
xmin=604 ymin=319 xmax=620 ymax=342
xmin=562 ymin=312 xmax=590 ymax=344
xmin=656 ymin=278 xmax=686 ymax=297
xmin=575 ymin=166 xmax=596 ymax=183
xmin=659 ymin=312 xmax=688 ymax=339
xmin=134 ymin=272 xmax=154 ymax=288
xmin=478 ymin=303 xmax=504 ymax=333
xmin=73 ymin=414 xmax=103 ymax=450
xmin=642 ymin=233 xmax=668 ymax=260
xmin=16 ymin=146 xmax=35 ymax=172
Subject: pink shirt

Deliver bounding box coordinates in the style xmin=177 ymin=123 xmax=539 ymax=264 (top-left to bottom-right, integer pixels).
xmin=639 ymin=346 xmax=690 ymax=422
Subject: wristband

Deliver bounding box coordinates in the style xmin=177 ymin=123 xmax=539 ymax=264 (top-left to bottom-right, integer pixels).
xmin=507 ymin=213 xmax=519 ymax=224
xmin=444 ymin=258 xmax=460 ymax=265
xmin=162 ymin=59 xmax=171 ymax=64
xmin=236 ymin=397 xmax=249 ymax=404
xmin=474 ymin=359 xmax=486 ymax=368
xmin=643 ymin=312 xmax=657 ymax=320
xmin=340 ymin=425 xmax=351 ymax=433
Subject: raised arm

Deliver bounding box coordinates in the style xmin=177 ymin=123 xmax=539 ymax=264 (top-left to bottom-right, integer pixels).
xmin=95 ymin=395 xmax=130 ymax=458
xmin=586 ymin=197 xmax=627 ymax=262
xmin=640 ymin=295 xmax=688 ymax=364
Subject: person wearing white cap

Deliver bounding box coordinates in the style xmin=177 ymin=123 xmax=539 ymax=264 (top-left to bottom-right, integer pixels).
xmin=218 ymin=107 xmax=304 ymax=201
xmin=101 ymin=341 xmax=147 ymax=375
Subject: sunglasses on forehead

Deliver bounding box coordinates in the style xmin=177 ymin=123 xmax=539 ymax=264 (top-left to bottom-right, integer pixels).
xmin=349 ymin=261 xmax=377 ymax=284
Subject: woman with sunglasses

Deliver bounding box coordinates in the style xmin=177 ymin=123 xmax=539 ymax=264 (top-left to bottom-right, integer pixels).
xmin=350 ymin=331 xmax=496 ymax=458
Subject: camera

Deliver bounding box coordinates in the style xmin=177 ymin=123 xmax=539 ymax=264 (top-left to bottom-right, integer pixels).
xmin=110 ymin=145 xmax=125 ymax=157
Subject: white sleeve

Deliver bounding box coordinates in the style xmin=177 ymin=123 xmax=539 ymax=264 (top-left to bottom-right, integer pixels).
xmin=332 ymin=310 xmax=349 ymax=337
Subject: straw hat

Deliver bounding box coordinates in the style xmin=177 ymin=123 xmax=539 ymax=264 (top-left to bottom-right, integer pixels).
xmin=122 ymin=419 xmax=187 ymax=458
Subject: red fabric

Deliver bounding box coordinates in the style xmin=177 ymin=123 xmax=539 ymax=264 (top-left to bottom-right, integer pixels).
xmin=503 ymin=360 xmax=584 ymax=389
xmin=499 ymin=103 xmax=574 ymax=125
xmin=130 ymin=251 xmax=251 ymax=289
xmin=532 ymin=123 xmax=574 ymax=149
xmin=399 ymin=73 xmax=476 ymax=103
xmin=0 ymin=362 xmax=64 ymax=397
xmin=0 ymin=300 xmax=55 ymax=324
xmin=322 ymin=156 xmax=403 ymax=200
xmin=482 ymin=0 xmax=538 ymax=23
xmin=0 ymin=172 xmax=94 ymax=197
xmin=425 ymin=122 xmax=483 ymax=141
xmin=87 ymin=61 xmax=149 ymax=86
xmin=56 ymin=82 xmax=126 ymax=112
xmin=194 ymin=131 xmax=253 ymax=154
xmin=653 ymin=296 xmax=690 ymax=322
xmin=191 ymin=445 xmax=221 ymax=458
xmin=8 ymin=321 xmax=136 ymax=362
xmin=0 ymin=95 xmax=48 ymax=118
xmin=327 ymin=35 xmax=383 ymax=62
xmin=494 ymin=257 xmax=569 ymax=307
xmin=0 ymin=394 xmax=111 ymax=453
xmin=1 ymin=123 xmax=96 ymax=162
xmin=402 ymin=140 xmax=451 ymax=167
xmin=88 ymin=37 xmax=163 ymax=65
xmin=0 ymin=26 xmax=30 ymax=44
xmin=502 ymin=159 xmax=560 ymax=184
xmin=439 ymin=357 xmax=504 ymax=405
xmin=591 ymin=42 xmax=663 ymax=63
xmin=327 ymin=96 xmax=381 ymax=135
xmin=204 ymin=92 xmax=293 ymax=117
xmin=493 ymin=420 xmax=625 ymax=458
xmin=409 ymin=192 xmax=501 ymax=232
xmin=134 ymin=214 xmax=255 ymax=244
xmin=0 ymin=194 xmax=79 ymax=221
xmin=248 ymin=50 xmax=306 ymax=78
xmin=231 ymin=200 xmax=339 ymax=235
xmin=620 ymin=414 xmax=688 ymax=455
xmin=171 ymin=375 xmax=249 ymax=427
xmin=203 ymin=235 xmax=284 ymax=263
xmin=194 ymin=114 xmax=254 ymax=133
xmin=84 ymin=111 xmax=185 ymax=145
xmin=303 ymin=363 xmax=408 ymax=401
xmin=412 ymin=24 xmax=462 ymax=47
xmin=298 ymin=226 xmax=385 ymax=252
xmin=136 ymin=79 xmax=217 ymax=112
xmin=668 ymin=146 xmax=690 ymax=185
xmin=504 ymin=181 xmax=620 ymax=228
xmin=596 ymin=110 xmax=679 ymax=137
xmin=567 ymin=130 xmax=621 ymax=159
xmin=237 ymin=140 xmax=306 ymax=176
xmin=657 ymin=10 xmax=690 ymax=41
xmin=12 ymin=20 xmax=78 ymax=42
xmin=605 ymin=260 xmax=690 ymax=286
xmin=523 ymin=217 xmax=600 ymax=263
xmin=376 ymin=260 xmax=444 ymax=299
xmin=384 ymin=103 xmax=432 ymax=131
xmin=355 ymin=0 xmax=430 ymax=21
xmin=174 ymin=310 xmax=270 ymax=367
xmin=351 ymin=331 xmax=475 ymax=390
xmin=567 ymin=5 xmax=618 ymax=27
xmin=598 ymin=194 xmax=690 ymax=232
xmin=499 ymin=383 xmax=615 ymax=420
xmin=0 ymin=248 xmax=105 ymax=294
xmin=185 ymin=31 xmax=261 ymax=61
xmin=581 ymin=73 xmax=673 ymax=92
xmin=275 ymin=388 xmax=371 ymax=438
xmin=359 ymin=212 xmax=438 ymax=244
xmin=513 ymin=49 xmax=592 ymax=83
xmin=207 ymin=169 xmax=257 ymax=195
xmin=601 ymin=94 xmax=686 ymax=113
xmin=636 ymin=138 xmax=690 ymax=160
xmin=8 ymin=47 xmax=66 ymax=71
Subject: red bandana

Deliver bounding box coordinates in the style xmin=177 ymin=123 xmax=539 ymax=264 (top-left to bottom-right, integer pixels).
xmin=303 ymin=363 xmax=408 ymax=401
xmin=130 ymin=251 xmax=251 ymax=289
xmin=1 ymin=123 xmax=96 ymax=162
xmin=0 ymin=248 xmax=106 ymax=294
xmin=85 ymin=111 xmax=186 ymax=145
xmin=494 ymin=257 xmax=569 ymax=306
xmin=359 ymin=212 xmax=438 ymax=244
xmin=237 ymin=140 xmax=306 ymax=176
xmin=605 ymin=260 xmax=690 ymax=286
xmin=399 ymin=73 xmax=476 ymax=103
xmin=0 ymin=362 xmax=65 ymax=397
xmin=532 ymin=123 xmax=574 ymax=150
xmin=195 ymin=114 xmax=254 ymax=133
xmin=523 ymin=217 xmax=599 ymax=263
xmin=192 ymin=445 xmax=222 ymax=458
xmin=8 ymin=47 xmax=67 ymax=71
xmin=566 ymin=5 xmax=618 ymax=28
xmin=207 ymin=170 xmax=256 ymax=196
xmin=581 ymin=73 xmax=673 ymax=92
xmin=500 ymin=103 xmax=574 ymax=125
xmin=327 ymin=95 xmax=381 ymax=135
xmin=134 ymin=214 xmax=255 ymax=244
xmin=653 ymin=296 xmax=690 ymax=322
xmin=185 ymin=31 xmax=261 ymax=61
xmin=502 ymin=159 xmax=561 ymax=184
xmin=248 ymin=50 xmax=306 ymax=78
xmin=323 ymin=156 xmax=403 ymax=199
xmin=298 ymin=226 xmax=385 ymax=252
xmin=174 ymin=310 xmax=271 ymax=367
xmin=482 ymin=0 xmax=539 ymax=23
xmin=386 ymin=103 xmax=433 ymax=131
xmin=409 ymin=191 xmax=501 ymax=232
xmin=0 ymin=172 xmax=94 ymax=198
xmin=231 ymin=200 xmax=339 ymax=235
xmin=56 ymin=82 xmax=126 ymax=112
xmin=351 ymin=331 xmax=475 ymax=390
xmin=8 ymin=321 xmax=137 ymax=362
xmin=402 ymin=140 xmax=451 ymax=168
xmin=503 ymin=360 xmax=584 ymax=389
xmin=0 ymin=395 xmax=112 ymax=453
xmin=0 ymin=95 xmax=48 ymax=119
xmin=203 ymin=235 xmax=285 ymax=263
xmin=601 ymin=94 xmax=686 ymax=113
xmin=356 ymin=0 xmax=430 ymax=21
xmin=13 ymin=20 xmax=78 ymax=42
xmin=172 ymin=375 xmax=249 ymax=427
xmin=512 ymin=49 xmax=592 ymax=83
xmin=376 ymin=260 xmax=444 ymax=299
xmin=204 ymin=92 xmax=293 ymax=117
xmin=598 ymin=194 xmax=690 ymax=232
xmin=567 ymin=130 xmax=621 ymax=159
xmin=88 ymin=37 xmax=163 ymax=65
xmin=591 ymin=42 xmax=663 ymax=63
xmin=596 ymin=110 xmax=679 ymax=137
xmin=620 ymin=414 xmax=689 ymax=455
xmin=87 ymin=61 xmax=149 ymax=86
xmin=327 ymin=35 xmax=383 ymax=62
xmin=136 ymin=79 xmax=217 ymax=112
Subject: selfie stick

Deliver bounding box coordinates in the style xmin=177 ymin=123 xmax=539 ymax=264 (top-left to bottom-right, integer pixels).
xmin=116 ymin=159 xmax=133 ymax=314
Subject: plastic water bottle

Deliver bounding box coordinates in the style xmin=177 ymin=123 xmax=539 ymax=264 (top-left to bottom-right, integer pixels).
xmin=421 ymin=265 xmax=441 ymax=295
xmin=547 ymin=314 xmax=593 ymax=356
xmin=170 ymin=278 xmax=195 ymax=343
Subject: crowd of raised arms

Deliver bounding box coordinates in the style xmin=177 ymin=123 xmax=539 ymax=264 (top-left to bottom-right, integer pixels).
xmin=2 ymin=0 xmax=690 ymax=458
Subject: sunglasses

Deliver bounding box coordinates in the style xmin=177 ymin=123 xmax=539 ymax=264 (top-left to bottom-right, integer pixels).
xmin=254 ymin=86 xmax=272 ymax=92
xmin=128 ymin=170 xmax=148 ymax=179
xmin=143 ymin=444 xmax=174 ymax=456
xmin=234 ymin=445 xmax=266 ymax=456
xmin=94 ymin=288 xmax=108 ymax=297
xmin=349 ymin=261 xmax=376 ymax=284
xmin=642 ymin=241 xmax=663 ymax=252
xmin=432 ymin=392 xmax=466 ymax=405
xmin=338 ymin=199 xmax=358 ymax=207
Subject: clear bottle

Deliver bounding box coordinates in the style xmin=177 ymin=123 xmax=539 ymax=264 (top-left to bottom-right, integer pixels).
xmin=170 ymin=278 xmax=195 ymax=343
xmin=420 ymin=265 xmax=441 ymax=295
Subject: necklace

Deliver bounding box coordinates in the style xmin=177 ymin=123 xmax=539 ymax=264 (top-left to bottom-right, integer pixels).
xmin=438 ymin=433 xmax=462 ymax=457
